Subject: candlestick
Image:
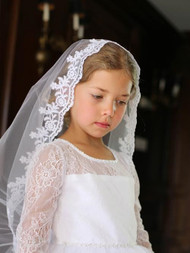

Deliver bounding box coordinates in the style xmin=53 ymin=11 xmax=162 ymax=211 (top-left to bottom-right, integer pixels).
xmin=73 ymin=13 xmax=79 ymax=31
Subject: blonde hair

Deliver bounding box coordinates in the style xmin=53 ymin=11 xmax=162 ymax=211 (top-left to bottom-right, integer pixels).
xmin=64 ymin=42 xmax=138 ymax=126
xmin=81 ymin=42 xmax=137 ymax=92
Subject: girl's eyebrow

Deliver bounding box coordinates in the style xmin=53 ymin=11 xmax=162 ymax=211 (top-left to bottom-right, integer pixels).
xmin=90 ymin=87 xmax=130 ymax=97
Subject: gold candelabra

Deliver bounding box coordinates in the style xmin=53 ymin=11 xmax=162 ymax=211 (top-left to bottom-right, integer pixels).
xmin=36 ymin=0 xmax=85 ymax=75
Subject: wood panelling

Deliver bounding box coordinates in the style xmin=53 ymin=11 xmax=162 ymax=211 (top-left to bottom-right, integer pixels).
xmin=0 ymin=0 xmax=20 ymax=134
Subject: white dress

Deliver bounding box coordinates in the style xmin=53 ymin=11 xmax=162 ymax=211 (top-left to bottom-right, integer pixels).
xmin=16 ymin=139 xmax=154 ymax=253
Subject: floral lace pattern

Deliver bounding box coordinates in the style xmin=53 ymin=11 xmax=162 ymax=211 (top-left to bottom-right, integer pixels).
xmin=29 ymin=39 xmax=108 ymax=147
xmin=16 ymin=143 xmax=65 ymax=253
xmin=118 ymin=89 xmax=141 ymax=157
xmin=16 ymin=140 xmax=153 ymax=253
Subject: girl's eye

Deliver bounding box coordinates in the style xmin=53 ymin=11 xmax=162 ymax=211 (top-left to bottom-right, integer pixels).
xmin=92 ymin=94 xmax=103 ymax=100
xmin=116 ymin=100 xmax=127 ymax=105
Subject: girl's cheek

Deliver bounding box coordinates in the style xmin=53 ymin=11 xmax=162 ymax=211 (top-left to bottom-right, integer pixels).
xmin=113 ymin=114 xmax=123 ymax=125
xmin=116 ymin=108 xmax=126 ymax=118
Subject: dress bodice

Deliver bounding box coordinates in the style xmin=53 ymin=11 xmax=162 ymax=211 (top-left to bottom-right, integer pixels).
xmin=52 ymin=174 xmax=137 ymax=247
xmin=15 ymin=139 xmax=153 ymax=253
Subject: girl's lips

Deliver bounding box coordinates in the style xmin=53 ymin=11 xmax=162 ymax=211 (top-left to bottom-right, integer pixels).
xmin=95 ymin=122 xmax=110 ymax=128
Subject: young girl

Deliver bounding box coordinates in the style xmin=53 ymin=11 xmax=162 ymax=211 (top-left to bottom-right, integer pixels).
xmin=0 ymin=39 xmax=154 ymax=253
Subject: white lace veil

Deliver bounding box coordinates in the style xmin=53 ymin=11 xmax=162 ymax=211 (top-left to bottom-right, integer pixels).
xmin=0 ymin=39 xmax=140 ymax=252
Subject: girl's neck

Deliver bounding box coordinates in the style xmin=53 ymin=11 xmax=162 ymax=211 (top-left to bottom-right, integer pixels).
xmin=60 ymin=132 xmax=104 ymax=148
xmin=61 ymin=124 xmax=104 ymax=148
xmin=59 ymin=132 xmax=115 ymax=160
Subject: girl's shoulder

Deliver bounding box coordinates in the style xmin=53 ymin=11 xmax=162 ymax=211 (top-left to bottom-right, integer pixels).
xmin=111 ymin=149 xmax=137 ymax=177
xmin=30 ymin=138 xmax=69 ymax=166
xmin=111 ymin=149 xmax=133 ymax=165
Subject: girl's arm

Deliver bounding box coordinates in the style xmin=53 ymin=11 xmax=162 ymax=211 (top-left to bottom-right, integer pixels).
xmin=16 ymin=143 xmax=65 ymax=253
xmin=135 ymin=196 xmax=153 ymax=251
xmin=130 ymin=161 xmax=154 ymax=252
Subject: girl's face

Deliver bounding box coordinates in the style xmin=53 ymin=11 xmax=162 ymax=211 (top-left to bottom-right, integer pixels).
xmin=69 ymin=69 xmax=133 ymax=140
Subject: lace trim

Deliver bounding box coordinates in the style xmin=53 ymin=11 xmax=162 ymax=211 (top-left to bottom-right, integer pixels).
xmin=53 ymin=241 xmax=136 ymax=248
xmin=118 ymin=88 xmax=141 ymax=157
xmin=56 ymin=138 xmax=118 ymax=163
xmin=29 ymin=39 xmax=108 ymax=147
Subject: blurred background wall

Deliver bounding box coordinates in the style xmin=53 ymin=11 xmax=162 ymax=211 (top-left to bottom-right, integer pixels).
xmin=0 ymin=1 xmax=190 ymax=252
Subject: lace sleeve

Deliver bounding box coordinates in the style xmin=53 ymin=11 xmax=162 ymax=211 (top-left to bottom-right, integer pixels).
xmin=130 ymin=161 xmax=154 ymax=252
xmin=16 ymin=143 xmax=65 ymax=253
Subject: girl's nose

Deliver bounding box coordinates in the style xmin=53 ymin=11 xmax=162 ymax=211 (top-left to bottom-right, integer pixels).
xmin=103 ymin=101 xmax=116 ymax=117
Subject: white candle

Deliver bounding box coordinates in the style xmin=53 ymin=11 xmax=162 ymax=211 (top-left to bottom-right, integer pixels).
xmin=78 ymin=25 xmax=84 ymax=38
xmin=73 ymin=13 xmax=79 ymax=31
xmin=172 ymin=83 xmax=180 ymax=97
xmin=43 ymin=3 xmax=50 ymax=22
xmin=159 ymin=78 xmax=166 ymax=92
